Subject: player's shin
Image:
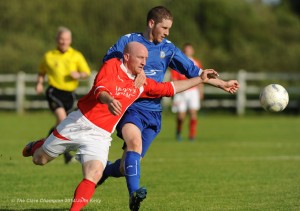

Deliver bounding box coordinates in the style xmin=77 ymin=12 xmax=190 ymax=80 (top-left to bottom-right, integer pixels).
xmin=104 ymin=159 xmax=124 ymax=178
xmin=70 ymin=179 xmax=96 ymax=211
xmin=124 ymin=151 xmax=141 ymax=196
xmin=189 ymin=119 xmax=197 ymax=140
xmin=97 ymin=159 xmax=124 ymax=186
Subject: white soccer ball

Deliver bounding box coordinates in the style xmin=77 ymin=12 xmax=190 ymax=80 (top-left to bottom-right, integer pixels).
xmin=259 ymin=84 xmax=289 ymax=112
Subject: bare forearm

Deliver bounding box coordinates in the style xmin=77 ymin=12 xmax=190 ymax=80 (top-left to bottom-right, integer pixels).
xmin=97 ymin=91 xmax=122 ymax=115
xmin=35 ymin=74 xmax=46 ymax=94
xmin=70 ymin=71 xmax=89 ymax=80
xmin=172 ymin=69 xmax=220 ymax=94
xmin=97 ymin=91 xmax=113 ymax=104
xmin=36 ymin=74 xmax=45 ymax=85
xmin=80 ymin=72 xmax=89 ymax=79
xmin=205 ymin=78 xmax=240 ymax=94
xmin=205 ymin=78 xmax=227 ymax=90
xmin=173 ymin=77 xmax=202 ymax=93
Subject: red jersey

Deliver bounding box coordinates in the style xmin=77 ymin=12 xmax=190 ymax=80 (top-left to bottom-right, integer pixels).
xmin=78 ymin=58 xmax=175 ymax=133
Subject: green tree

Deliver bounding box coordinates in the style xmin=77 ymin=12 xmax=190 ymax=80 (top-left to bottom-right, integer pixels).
xmin=0 ymin=0 xmax=299 ymax=73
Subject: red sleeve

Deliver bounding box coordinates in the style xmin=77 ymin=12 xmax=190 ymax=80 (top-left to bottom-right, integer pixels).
xmin=93 ymin=59 xmax=118 ymax=99
xmin=140 ymin=78 xmax=175 ymax=98
xmin=170 ymin=69 xmax=187 ymax=80
xmin=193 ymin=58 xmax=203 ymax=69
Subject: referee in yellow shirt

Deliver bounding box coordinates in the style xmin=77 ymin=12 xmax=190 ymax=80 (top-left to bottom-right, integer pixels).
xmin=36 ymin=26 xmax=91 ymax=164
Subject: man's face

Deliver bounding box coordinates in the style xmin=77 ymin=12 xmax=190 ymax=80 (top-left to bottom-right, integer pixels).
xmin=183 ymin=45 xmax=194 ymax=58
xmin=126 ymin=48 xmax=148 ymax=75
xmin=151 ymin=19 xmax=173 ymax=44
xmin=57 ymin=31 xmax=72 ymax=53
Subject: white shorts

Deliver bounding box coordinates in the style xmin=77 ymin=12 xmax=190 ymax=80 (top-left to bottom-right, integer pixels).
xmin=42 ymin=110 xmax=112 ymax=167
xmin=172 ymin=88 xmax=200 ymax=113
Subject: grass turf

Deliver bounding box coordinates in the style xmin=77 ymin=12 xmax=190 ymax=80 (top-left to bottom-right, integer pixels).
xmin=0 ymin=111 xmax=299 ymax=210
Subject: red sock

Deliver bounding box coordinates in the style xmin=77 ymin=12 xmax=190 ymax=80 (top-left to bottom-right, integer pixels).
xmin=189 ymin=119 xmax=197 ymax=139
xmin=31 ymin=139 xmax=45 ymax=155
xmin=70 ymin=179 xmax=96 ymax=211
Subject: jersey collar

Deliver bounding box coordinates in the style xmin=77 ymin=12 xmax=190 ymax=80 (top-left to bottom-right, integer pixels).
xmin=120 ymin=59 xmax=136 ymax=80
xmin=54 ymin=47 xmax=73 ymax=54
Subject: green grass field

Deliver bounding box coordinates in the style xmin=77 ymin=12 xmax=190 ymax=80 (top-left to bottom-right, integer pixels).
xmin=0 ymin=111 xmax=299 ymax=211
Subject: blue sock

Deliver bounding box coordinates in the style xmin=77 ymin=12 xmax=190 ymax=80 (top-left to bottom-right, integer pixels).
xmin=124 ymin=151 xmax=141 ymax=196
xmin=103 ymin=159 xmax=124 ymax=178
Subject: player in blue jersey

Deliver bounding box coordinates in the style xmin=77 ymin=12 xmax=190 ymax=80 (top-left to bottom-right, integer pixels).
xmin=98 ymin=6 xmax=240 ymax=211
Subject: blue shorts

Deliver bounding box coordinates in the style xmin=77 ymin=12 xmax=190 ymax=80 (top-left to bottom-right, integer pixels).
xmin=116 ymin=107 xmax=162 ymax=157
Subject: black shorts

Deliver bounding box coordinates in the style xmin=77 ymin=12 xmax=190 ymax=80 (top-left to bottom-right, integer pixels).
xmin=46 ymin=86 xmax=76 ymax=113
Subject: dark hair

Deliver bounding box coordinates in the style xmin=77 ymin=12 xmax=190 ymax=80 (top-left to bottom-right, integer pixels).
xmin=183 ymin=43 xmax=193 ymax=48
xmin=146 ymin=6 xmax=173 ymax=25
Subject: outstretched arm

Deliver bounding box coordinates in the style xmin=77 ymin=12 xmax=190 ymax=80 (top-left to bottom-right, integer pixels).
xmin=200 ymin=70 xmax=240 ymax=94
xmin=142 ymin=69 xmax=239 ymax=98
xmin=142 ymin=69 xmax=221 ymax=98
xmin=173 ymin=69 xmax=219 ymax=93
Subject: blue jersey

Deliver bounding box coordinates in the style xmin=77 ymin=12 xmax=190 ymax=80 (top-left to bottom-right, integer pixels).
xmin=103 ymin=33 xmax=202 ymax=111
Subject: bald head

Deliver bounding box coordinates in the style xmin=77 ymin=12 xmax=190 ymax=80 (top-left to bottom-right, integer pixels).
xmin=123 ymin=42 xmax=148 ymax=75
xmin=124 ymin=42 xmax=148 ymax=56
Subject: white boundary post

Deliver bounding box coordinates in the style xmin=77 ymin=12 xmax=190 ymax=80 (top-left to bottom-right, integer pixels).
xmin=16 ymin=71 xmax=25 ymax=114
xmin=237 ymin=70 xmax=247 ymax=116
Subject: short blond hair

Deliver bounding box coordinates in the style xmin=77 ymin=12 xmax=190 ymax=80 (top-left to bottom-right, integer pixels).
xmin=56 ymin=26 xmax=72 ymax=40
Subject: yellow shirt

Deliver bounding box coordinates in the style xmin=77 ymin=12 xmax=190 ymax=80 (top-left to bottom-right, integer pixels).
xmin=39 ymin=47 xmax=91 ymax=91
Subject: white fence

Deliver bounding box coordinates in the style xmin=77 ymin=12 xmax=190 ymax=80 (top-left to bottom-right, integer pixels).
xmin=0 ymin=71 xmax=299 ymax=115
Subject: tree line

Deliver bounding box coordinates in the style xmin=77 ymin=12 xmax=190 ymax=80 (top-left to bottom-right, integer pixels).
xmin=0 ymin=0 xmax=299 ymax=74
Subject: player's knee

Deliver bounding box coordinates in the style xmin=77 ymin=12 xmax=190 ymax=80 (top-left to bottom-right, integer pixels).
xmin=126 ymin=140 xmax=142 ymax=153
xmin=86 ymin=169 xmax=103 ymax=184
xmin=94 ymin=170 xmax=103 ymax=182
xmin=83 ymin=160 xmax=105 ymax=183
xmin=32 ymin=155 xmax=47 ymax=165
xmin=32 ymin=149 xmax=51 ymax=165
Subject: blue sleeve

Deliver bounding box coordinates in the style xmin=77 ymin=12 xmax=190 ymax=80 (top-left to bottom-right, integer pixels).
xmin=103 ymin=35 xmax=130 ymax=62
xmin=169 ymin=47 xmax=202 ymax=78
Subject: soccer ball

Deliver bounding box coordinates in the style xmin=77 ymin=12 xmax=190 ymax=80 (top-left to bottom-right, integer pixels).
xmin=259 ymin=84 xmax=289 ymax=112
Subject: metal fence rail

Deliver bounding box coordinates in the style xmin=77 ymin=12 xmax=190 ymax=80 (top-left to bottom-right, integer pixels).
xmin=0 ymin=71 xmax=299 ymax=115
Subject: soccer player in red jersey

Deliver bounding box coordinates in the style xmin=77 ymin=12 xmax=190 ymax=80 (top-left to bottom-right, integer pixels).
xmin=171 ymin=43 xmax=204 ymax=141
xmin=99 ymin=7 xmax=239 ymax=210
xmin=22 ymin=42 xmax=235 ymax=211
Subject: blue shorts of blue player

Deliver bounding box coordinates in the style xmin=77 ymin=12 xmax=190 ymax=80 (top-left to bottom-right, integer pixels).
xmin=97 ymin=107 xmax=161 ymax=201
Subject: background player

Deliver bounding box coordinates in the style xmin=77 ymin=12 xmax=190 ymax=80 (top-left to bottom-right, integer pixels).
xmin=36 ymin=26 xmax=91 ymax=164
xmin=23 ymin=42 xmax=226 ymax=211
xmin=170 ymin=43 xmax=204 ymax=141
